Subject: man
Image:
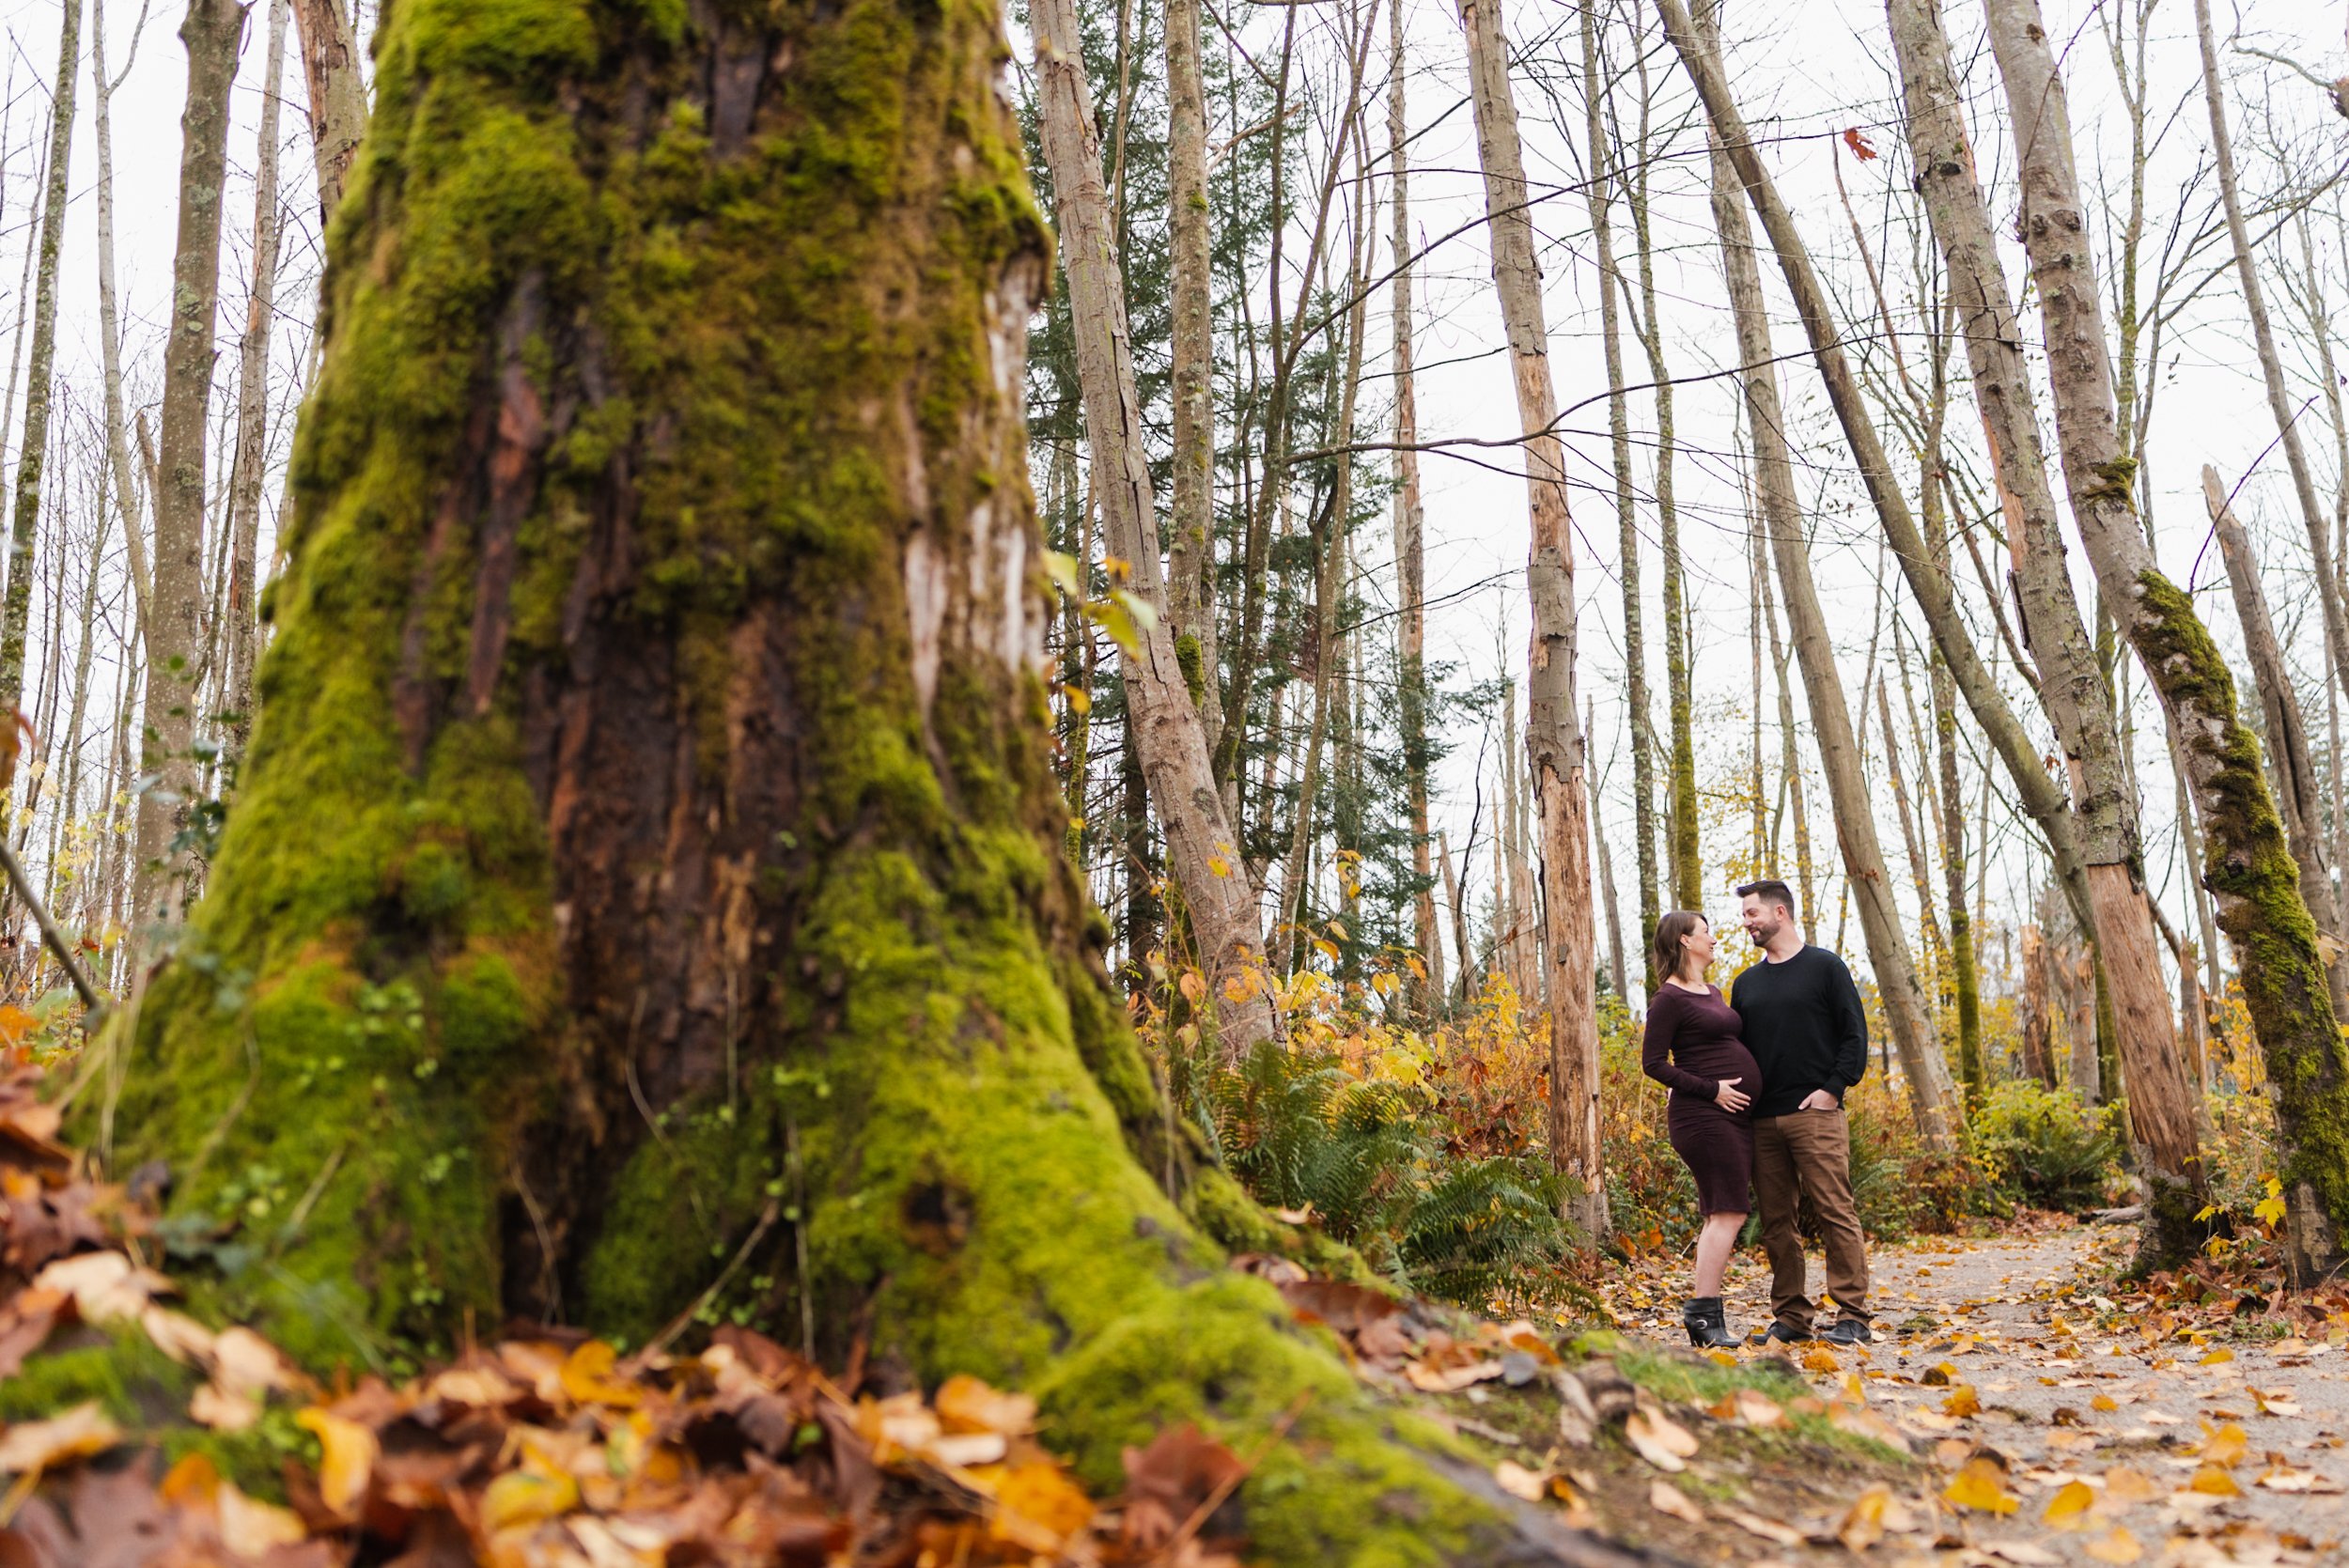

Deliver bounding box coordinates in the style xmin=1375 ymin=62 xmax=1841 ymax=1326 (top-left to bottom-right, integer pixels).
xmin=1732 ymin=878 xmax=1872 ymax=1346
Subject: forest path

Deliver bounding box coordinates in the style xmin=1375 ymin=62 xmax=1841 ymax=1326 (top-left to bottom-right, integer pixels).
xmin=1592 ymin=1219 xmax=2347 ymax=1564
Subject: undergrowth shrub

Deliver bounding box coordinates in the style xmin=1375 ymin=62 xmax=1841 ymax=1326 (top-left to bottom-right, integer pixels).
xmin=1968 ymin=1079 xmax=2124 ymax=1212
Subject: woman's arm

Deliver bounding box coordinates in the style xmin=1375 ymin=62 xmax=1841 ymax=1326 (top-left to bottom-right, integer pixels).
xmin=1641 ymin=992 xmax=1720 ymax=1096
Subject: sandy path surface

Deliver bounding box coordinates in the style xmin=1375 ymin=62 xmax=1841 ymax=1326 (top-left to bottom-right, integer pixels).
xmin=1606 ymin=1220 xmax=2347 ymax=1564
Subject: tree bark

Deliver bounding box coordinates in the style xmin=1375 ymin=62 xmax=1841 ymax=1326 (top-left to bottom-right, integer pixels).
xmin=1674 ymin=0 xmax=1957 ymax=1144
xmin=1579 ymin=2 xmax=1659 ymax=990
xmin=0 ymin=0 xmax=83 ymax=801
xmin=101 ymin=8 xmax=1644 ymax=1558
xmin=1458 ymin=0 xmax=1604 ymax=1234
xmin=1033 ymin=0 xmax=1277 ymax=1054
xmin=92 ymin=0 xmax=156 ymax=648
xmin=1884 ymin=0 xmax=2199 ymax=1250
xmin=289 ymin=0 xmax=365 ymax=223
xmin=225 ymin=0 xmax=291 ymax=766
xmin=131 ymin=0 xmax=242 ymax=939
xmin=1983 ymin=0 xmax=2349 ymax=1283
xmin=1163 ymin=0 xmax=1219 ymax=743
xmin=2206 ymin=463 xmax=2349 ymax=1019
xmin=1391 ymin=0 xmax=1440 ymax=1012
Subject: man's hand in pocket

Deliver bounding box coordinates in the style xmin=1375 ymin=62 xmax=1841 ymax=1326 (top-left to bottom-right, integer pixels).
xmin=1798 ymin=1089 xmax=1838 ymax=1111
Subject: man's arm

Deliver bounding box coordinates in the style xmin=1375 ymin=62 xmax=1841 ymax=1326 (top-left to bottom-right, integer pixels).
xmin=1823 ymin=953 xmax=1868 ymax=1099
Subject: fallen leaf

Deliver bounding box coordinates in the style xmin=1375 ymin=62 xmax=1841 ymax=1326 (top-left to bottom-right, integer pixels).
xmin=216 ymin=1480 xmax=307 ymax=1557
xmin=559 ymin=1340 xmax=642 ymax=1409
xmin=481 ymin=1467 xmax=580 ymax=1532
xmin=2186 ymin=1464 xmax=2241 ymax=1497
xmin=1800 ymin=1347 xmax=1839 ymax=1374
xmin=990 ymin=1460 xmax=1093 ymax=1553
xmin=935 ymin=1374 xmax=1036 ymax=1437
xmin=1984 ymin=1542 xmax=2061 ymax=1565
xmin=0 ymin=1402 xmax=120 ymax=1475
xmin=1492 ymin=1461 xmax=1547 ymax=1503
xmin=1944 ymin=1455 xmax=2020 ymax=1514
xmin=1943 ymin=1384 xmax=1982 ymax=1418
xmin=1647 ymin=1480 xmax=1704 ymax=1523
xmin=2196 ymin=1421 xmax=2248 ymax=1466
xmin=1724 ymin=1507 xmax=1802 ymax=1545
xmin=2092 ymin=1394 xmax=2119 ymax=1412
xmin=1733 ymin=1389 xmax=1784 ymax=1427
xmin=1838 ymin=1483 xmax=1890 ymax=1551
xmin=2102 ymin=1467 xmax=2160 ymax=1504
xmin=1404 ymin=1358 xmax=1505 ymax=1393
xmin=2084 ymin=1525 xmax=2143 ymax=1563
xmin=2044 ymin=1479 xmax=2095 ymax=1528
xmin=296 ymin=1407 xmax=380 ymax=1521
xmin=1624 ymin=1410 xmax=1697 ymax=1471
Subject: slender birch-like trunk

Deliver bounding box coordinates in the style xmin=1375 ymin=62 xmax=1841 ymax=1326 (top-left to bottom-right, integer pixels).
xmin=1759 ymin=500 xmax=1814 ymax=921
xmin=1579 ymin=2 xmax=1659 ymax=980
xmin=1163 ymin=0 xmax=1219 ymax=742
xmin=290 ymin=0 xmax=365 ymax=223
xmin=1985 ymin=0 xmax=2349 ymax=1282
xmin=224 ymin=0 xmax=291 ymax=764
xmin=1391 ymin=0 xmax=1440 ymax=1009
xmin=1033 ymin=0 xmax=1278 ymax=1053
xmin=2205 ymin=464 xmax=2349 ymax=1019
xmin=0 ymin=0 xmax=83 ymax=802
xmin=132 ymin=0 xmax=242 ymax=938
xmin=1591 ymin=699 xmax=1629 ymax=1004
xmin=91 ymin=0 xmax=155 ymax=646
xmin=1676 ymin=0 xmax=1956 ymax=1143
xmin=1459 ymin=0 xmax=1604 ymax=1232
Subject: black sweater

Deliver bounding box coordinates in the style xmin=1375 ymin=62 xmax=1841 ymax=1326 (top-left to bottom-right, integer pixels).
xmin=1727 ymin=946 xmax=1868 ymax=1117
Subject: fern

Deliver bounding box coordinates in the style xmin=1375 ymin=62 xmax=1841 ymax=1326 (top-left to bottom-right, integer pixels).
xmin=1206 ymin=1041 xmax=1572 ymax=1304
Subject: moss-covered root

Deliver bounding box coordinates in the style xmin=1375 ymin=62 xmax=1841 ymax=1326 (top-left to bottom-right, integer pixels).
xmin=2133 ymin=570 xmax=2349 ymax=1283
xmin=1044 ymin=1278 xmax=1663 ymax=1568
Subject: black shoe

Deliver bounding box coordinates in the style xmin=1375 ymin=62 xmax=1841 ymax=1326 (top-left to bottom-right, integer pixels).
xmin=1682 ymin=1296 xmax=1738 ymax=1349
xmin=1745 ymin=1320 xmax=1811 ymax=1346
xmin=1821 ymin=1318 xmax=1874 ymax=1346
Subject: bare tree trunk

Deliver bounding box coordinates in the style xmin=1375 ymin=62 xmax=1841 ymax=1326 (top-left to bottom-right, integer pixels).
xmin=2020 ymin=924 xmax=2057 ymax=1086
xmin=290 ymin=0 xmax=365 ymax=223
xmin=1439 ymin=828 xmax=1470 ymax=1008
xmin=1459 ymin=0 xmax=1604 ymax=1234
xmin=1877 ymin=680 xmax=1946 ymax=979
xmin=1579 ymin=2 xmax=1658 ymax=984
xmin=1759 ymin=496 xmax=1814 ymax=920
xmin=1675 ymin=0 xmax=1957 ymax=1144
xmin=1748 ymin=514 xmax=1766 ymax=871
xmin=2205 ymin=463 xmax=2349 ymax=1018
xmin=47 ymin=505 xmax=109 ymax=917
xmin=1884 ymin=0 xmax=2197 ymax=1249
xmin=223 ymin=0 xmax=290 ymax=766
xmin=1591 ymin=699 xmax=1628 ymax=1004
xmin=0 ymin=0 xmax=82 ymax=801
xmin=1391 ymin=0 xmax=1440 ymax=1011
xmin=91 ymin=0 xmax=155 ymax=647
xmin=2194 ymin=0 xmax=2349 ymax=715
xmin=1984 ymin=0 xmax=2349 ymax=1283
xmin=1033 ymin=0 xmax=1277 ymax=1053
xmin=132 ymin=0 xmax=242 ymax=939
xmin=1163 ymin=0 xmax=1219 ymax=745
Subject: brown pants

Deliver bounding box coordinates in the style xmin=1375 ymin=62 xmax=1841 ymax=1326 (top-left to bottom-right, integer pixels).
xmin=1753 ymin=1108 xmax=1869 ymax=1330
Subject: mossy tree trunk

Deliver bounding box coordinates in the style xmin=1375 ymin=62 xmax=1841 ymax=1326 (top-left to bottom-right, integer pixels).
xmin=1983 ymin=0 xmax=2349 ymax=1282
xmin=101 ymin=6 xmax=1625 ymax=1560
xmin=1459 ymin=0 xmax=1606 ymax=1234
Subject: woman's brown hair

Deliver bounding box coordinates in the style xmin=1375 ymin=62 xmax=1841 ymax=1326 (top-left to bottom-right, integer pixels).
xmin=1653 ymin=910 xmax=1707 ymax=985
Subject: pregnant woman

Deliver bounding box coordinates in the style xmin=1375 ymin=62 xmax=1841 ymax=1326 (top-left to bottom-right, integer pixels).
xmin=1641 ymin=911 xmax=1762 ymax=1348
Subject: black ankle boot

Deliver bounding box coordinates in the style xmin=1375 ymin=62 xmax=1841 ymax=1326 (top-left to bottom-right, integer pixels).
xmin=1682 ymin=1296 xmax=1737 ymax=1348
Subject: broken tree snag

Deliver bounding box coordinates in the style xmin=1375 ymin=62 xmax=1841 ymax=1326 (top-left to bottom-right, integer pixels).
xmin=2205 ymin=464 xmax=2349 ymax=1020
xmin=99 ymin=4 xmax=1630 ymax=1559
xmin=1458 ymin=0 xmax=1606 ymax=1234
xmin=1031 ymin=0 xmax=1277 ymax=1057
xmin=1983 ymin=0 xmax=2349 ymax=1283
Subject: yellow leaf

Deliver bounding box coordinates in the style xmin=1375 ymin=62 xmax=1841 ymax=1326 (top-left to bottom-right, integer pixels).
xmin=2255 ymin=1194 xmax=2288 ymax=1227
xmin=2199 ymin=1347 xmax=2235 ymax=1366
xmin=559 ymin=1340 xmax=641 ymax=1408
xmin=1944 ymin=1456 xmax=2020 ymax=1514
xmin=216 ymin=1483 xmax=307 ymax=1558
xmin=1942 ymin=1384 xmax=1982 ymax=1418
xmin=2090 ymin=1394 xmax=2119 ymax=1412
xmin=1838 ymin=1483 xmax=1890 ymax=1551
xmin=2186 ymin=1464 xmax=2241 ymax=1496
xmin=1800 ymin=1347 xmax=1839 ymax=1374
xmin=990 ymin=1460 xmax=1093 ymax=1553
xmin=2084 ymin=1526 xmax=2143 ymax=1564
xmin=2197 ymin=1421 xmax=2248 ymax=1466
xmin=2043 ymin=1479 xmax=2095 ymax=1528
xmin=481 ymin=1468 xmax=580 ymax=1532
xmin=296 ymin=1408 xmax=380 ymax=1521
xmin=2101 ymin=1467 xmax=2160 ymax=1504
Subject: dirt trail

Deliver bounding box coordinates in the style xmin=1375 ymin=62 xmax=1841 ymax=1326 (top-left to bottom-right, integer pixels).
xmin=1601 ymin=1220 xmax=2347 ymax=1564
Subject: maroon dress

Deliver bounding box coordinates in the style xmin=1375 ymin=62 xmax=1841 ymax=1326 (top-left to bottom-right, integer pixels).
xmin=1641 ymin=984 xmax=1761 ymax=1215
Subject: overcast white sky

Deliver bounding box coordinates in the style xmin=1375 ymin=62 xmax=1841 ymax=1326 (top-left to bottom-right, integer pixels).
xmin=9 ymin=0 xmax=2349 ymax=998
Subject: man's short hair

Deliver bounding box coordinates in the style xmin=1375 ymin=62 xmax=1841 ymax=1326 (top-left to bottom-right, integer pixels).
xmin=1735 ymin=878 xmax=1796 ymax=916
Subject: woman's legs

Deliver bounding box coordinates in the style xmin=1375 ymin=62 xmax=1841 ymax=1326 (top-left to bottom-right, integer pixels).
xmin=1692 ymin=1210 xmax=1748 ymax=1297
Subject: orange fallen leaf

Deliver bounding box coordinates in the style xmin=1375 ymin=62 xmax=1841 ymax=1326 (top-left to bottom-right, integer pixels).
xmin=1944 ymin=1455 xmax=2019 ymax=1514
xmin=2043 ymin=1479 xmax=2094 ymax=1528
xmin=559 ymin=1340 xmax=642 ymax=1409
xmin=936 ymin=1374 xmax=1036 ymax=1437
xmin=2186 ymin=1464 xmax=2241 ymax=1497
xmin=297 ymin=1406 xmax=380 ymax=1521
xmin=1838 ymin=1483 xmax=1890 ymax=1551
xmin=1942 ymin=1384 xmax=1982 ymax=1418
xmin=991 ymin=1460 xmax=1094 ymax=1552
